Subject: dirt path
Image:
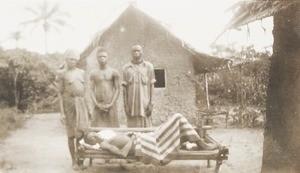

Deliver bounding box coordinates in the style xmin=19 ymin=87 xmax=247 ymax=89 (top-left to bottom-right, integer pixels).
xmin=0 ymin=113 xmax=73 ymax=173
xmin=0 ymin=113 xmax=263 ymax=173
xmin=210 ymin=128 xmax=263 ymax=173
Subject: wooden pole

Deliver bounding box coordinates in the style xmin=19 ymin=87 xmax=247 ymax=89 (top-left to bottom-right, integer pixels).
xmin=205 ymin=73 xmax=210 ymax=109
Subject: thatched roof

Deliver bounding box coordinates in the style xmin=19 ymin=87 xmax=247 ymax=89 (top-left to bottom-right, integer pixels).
xmin=80 ymin=5 xmax=228 ymax=74
xmin=216 ymin=0 xmax=299 ymax=40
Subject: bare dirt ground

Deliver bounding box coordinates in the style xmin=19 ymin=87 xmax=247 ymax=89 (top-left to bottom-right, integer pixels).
xmin=0 ymin=113 xmax=263 ymax=173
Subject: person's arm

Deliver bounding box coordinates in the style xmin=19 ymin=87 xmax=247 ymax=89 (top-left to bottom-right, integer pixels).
xmin=100 ymin=136 xmax=134 ymax=158
xmin=148 ymin=82 xmax=154 ymax=106
xmin=145 ymin=64 xmax=156 ymax=116
xmin=81 ymin=71 xmax=93 ymax=120
xmin=148 ymin=63 xmax=156 ymax=105
xmin=104 ymin=70 xmax=120 ymax=109
xmin=122 ymin=69 xmax=129 ymax=116
xmin=81 ymin=142 xmax=101 ymax=150
xmin=89 ymin=71 xmax=104 ymax=109
xmin=56 ymin=71 xmax=66 ymax=124
xmin=123 ymin=87 xmax=130 ymax=116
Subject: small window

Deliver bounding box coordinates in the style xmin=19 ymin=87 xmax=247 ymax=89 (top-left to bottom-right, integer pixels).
xmin=154 ymin=69 xmax=166 ymax=88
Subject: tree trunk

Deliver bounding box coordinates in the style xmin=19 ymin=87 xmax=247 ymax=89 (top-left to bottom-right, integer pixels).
xmin=261 ymin=4 xmax=300 ymax=173
xmin=45 ymin=31 xmax=48 ymax=54
xmin=43 ymin=22 xmax=49 ymax=54
xmin=16 ymin=40 xmax=19 ymax=49
xmin=14 ymin=68 xmax=19 ymax=108
xmin=204 ymin=73 xmax=210 ymax=109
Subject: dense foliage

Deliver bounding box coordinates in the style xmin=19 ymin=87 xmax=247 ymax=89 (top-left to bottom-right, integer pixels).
xmin=0 ymin=48 xmax=63 ymax=112
xmin=195 ymin=44 xmax=270 ymax=127
xmin=198 ymin=44 xmax=270 ymax=108
xmin=0 ymin=107 xmax=25 ymax=140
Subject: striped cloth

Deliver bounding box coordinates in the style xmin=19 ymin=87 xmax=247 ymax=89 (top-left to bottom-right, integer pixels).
xmin=134 ymin=113 xmax=201 ymax=165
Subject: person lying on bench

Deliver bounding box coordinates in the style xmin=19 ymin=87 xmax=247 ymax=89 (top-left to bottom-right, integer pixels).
xmin=81 ymin=113 xmax=221 ymax=165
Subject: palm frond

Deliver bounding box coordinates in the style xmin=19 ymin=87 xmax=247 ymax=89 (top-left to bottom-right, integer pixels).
xmin=29 ymin=22 xmax=40 ymax=35
xmin=52 ymin=18 xmax=69 ymax=26
xmin=24 ymin=6 xmax=39 ymax=15
xmin=50 ymin=25 xmax=62 ymax=35
xmin=46 ymin=3 xmax=60 ymax=19
xmin=38 ymin=1 xmax=50 ymax=20
xmin=55 ymin=11 xmax=71 ymax=18
xmin=20 ymin=18 xmax=41 ymax=26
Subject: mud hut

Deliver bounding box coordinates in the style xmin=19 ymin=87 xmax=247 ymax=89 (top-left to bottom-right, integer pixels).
xmin=79 ymin=5 xmax=227 ymax=125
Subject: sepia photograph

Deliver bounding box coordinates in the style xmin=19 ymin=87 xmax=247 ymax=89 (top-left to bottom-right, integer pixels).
xmin=0 ymin=0 xmax=299 ymax=173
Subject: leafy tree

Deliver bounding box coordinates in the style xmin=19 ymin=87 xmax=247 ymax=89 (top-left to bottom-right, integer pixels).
xmin=209 ymin=44 xmax=270 ymax=107
xmin=0 ymin=49 xmax=59 ymax=112
xmin=21 ymin=1 xmax=70 ymax=54
xmin=196 ymin=44 xmax=269 ymax=127
xmin=222 ymin=1 xmax=300 ymax=172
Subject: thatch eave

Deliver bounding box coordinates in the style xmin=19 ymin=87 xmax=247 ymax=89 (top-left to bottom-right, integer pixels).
xmin=215 ymin=0 xmax=299 ymax=41
xmin=192 ymin=52 xmax=230 ymax=74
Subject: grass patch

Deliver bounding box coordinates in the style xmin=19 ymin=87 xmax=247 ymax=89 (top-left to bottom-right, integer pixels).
xmin=0 ymin=107 xmax=26 ymax=140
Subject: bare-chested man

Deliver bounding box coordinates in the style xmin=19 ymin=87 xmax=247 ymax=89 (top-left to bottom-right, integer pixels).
xmin=89 ymin=48 xmax=120 ymax=127
xmin=57 ymin=50 xmax=90 ymax=170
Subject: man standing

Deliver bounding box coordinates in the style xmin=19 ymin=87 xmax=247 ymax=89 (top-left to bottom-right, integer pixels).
xmin=57 ymin=50 xmax=90 ymax=170
xmin=122 ymin=45 xmax=156 ymax=127
xmin=89 ymin=48 xmax=120 ymax=127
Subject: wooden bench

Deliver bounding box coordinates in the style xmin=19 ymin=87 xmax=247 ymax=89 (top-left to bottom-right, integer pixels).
xmin=75 ymin=127 xmax=229 ymax=173
xmin=197 ymin=109 xmax=229 ymax=128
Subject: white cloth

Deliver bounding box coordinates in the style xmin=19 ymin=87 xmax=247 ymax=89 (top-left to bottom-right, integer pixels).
xmin=98 ymin=129 xmax=117 ymax=141
xmin=79 ymin=129 xmax=117 ymax=149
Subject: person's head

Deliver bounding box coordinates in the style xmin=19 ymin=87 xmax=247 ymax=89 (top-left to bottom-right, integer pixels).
xmin=64 ymin=50 xmax=80 ymax=69
xmin=83 ymin=132 xmax=104 ymax=145
xmin=131 ymin=45 xmax=143 ymax=61
xmin=96 ymin=47 xmax=109 ymax=66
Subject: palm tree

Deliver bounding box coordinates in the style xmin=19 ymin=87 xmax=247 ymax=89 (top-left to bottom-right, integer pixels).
xmin=8 ymin=31 xmax=22 ymax=48
xmin=219 ymin=1 xmax=300 ymax=172
xmin=21 ymin=1 xmax=70 ymax=54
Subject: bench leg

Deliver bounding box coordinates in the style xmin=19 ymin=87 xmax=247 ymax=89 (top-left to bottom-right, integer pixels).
xmin=226 ymin=112 xmax=229 ymax=128
xmin=89 ymin=158 xmax=93 ymax=166
xmin=207 ymin=159 xmax=211 ymax=168
xmin=214 ymin=160 xmax=222 ymax=173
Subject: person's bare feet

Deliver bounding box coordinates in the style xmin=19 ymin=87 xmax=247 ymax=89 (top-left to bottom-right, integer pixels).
xmin=72 ymin=163 xmax=81 ymax=170
xmin=197 ymin=142 xmax=221 ymax=150
xmin=77 ymin=158 xmax=84 ymax=166
xmin=207 ymin=143 xmax=222 ymax=150
xmin=218 ymin=146 xmax=229 ymax=155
